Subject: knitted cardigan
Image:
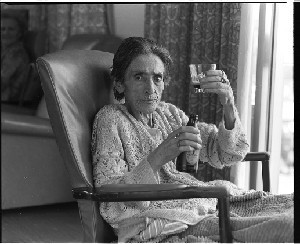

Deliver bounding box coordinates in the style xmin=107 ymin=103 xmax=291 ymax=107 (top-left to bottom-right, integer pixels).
xmin=91 ymin=102 xmax=249 ymax=242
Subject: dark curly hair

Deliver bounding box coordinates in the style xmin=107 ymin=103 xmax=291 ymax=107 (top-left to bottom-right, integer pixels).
xmin=111 ymin=37 xmax=173 ymax=101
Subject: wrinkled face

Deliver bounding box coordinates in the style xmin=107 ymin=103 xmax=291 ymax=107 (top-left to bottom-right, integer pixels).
xmin=119 ymin=54 xmax=165 ymax=116
xmin=1 ymin=18 xmax=21 ymax=46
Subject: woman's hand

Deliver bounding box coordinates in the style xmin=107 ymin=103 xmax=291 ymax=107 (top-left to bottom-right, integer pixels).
xmin=191 ymin=70 xmax=234 ymax=106
xmin=191 ymin=69 xmax=236 ymax=129
xmin=147 ymin=126 xmax=202 ymax=172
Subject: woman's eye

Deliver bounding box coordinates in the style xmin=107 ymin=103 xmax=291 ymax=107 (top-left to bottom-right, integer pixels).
xmin=135 ymin=75 xmax=142 ymax=81
xmin=154 ymin=76 xmax=163 ymax=83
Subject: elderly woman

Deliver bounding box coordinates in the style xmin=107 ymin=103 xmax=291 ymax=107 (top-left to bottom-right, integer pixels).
xmin=91 ymin=37 xmax=293 ymax=243
xmin=1 ymin=12 xmax=30 ymax=103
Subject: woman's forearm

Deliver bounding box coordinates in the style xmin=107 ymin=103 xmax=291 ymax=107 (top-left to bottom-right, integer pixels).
xmin=223 ymin=101 xmax=236 ymax=130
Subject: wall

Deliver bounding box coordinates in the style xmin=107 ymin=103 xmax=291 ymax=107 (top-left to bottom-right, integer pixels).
xmin=114 ymin=4 xmax=145 ymax=38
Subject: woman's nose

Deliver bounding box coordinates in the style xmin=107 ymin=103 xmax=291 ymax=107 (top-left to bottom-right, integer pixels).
xmin=144 ymin=79 xmax=156 ymax=94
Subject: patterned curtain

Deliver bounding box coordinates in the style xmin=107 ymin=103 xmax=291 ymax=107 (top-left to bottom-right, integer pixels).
xmin=46 ymin=4 xmax=109 ymax=52
xmin=1 ymin=3 xmax=110 ymax=52
xmin=145 ymin=3 xmax=241 ymax=181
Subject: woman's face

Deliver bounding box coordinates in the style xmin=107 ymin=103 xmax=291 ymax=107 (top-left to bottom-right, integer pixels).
xmin=120 ymin=54 xmax=165 ymax=116
xmin=1 ymin=17 xmax=22 ymax=46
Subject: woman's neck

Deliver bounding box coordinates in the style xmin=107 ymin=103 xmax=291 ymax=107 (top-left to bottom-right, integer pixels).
xmin=139 ymin=112 xmax=154 ymax=128
xmin=124 ymin=104 xmax=154 ymax=127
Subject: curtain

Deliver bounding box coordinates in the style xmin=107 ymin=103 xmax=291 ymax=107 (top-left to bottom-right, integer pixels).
xmin=46 ymin=4 xmax=109 ymax=52
xmin=145 ymin=3 xmax=241 ymax=181
xmin=1 ymin=3 xmax=110 ymax=52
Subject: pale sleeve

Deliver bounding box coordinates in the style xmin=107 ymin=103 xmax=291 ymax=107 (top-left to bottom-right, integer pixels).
xmin=197 ymin=106 xmax=249 ymax=169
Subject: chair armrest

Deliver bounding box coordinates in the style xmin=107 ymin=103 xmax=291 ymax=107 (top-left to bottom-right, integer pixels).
xmin=243 ymin=152 xmax=270 ymax=161
xmin=243 ymin=152 xmax=270 ymax=192
xmin=73 ymin=184 xmax=229 ymax=202
xmin=73 ymin=184 xmax=232 ymax=242
xmin=1 ymin=112 xmax=54 ymax=138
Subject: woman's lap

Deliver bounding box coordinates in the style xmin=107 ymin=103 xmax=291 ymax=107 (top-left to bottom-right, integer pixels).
xmin=160 ymin=193 xmax=294 ymax=243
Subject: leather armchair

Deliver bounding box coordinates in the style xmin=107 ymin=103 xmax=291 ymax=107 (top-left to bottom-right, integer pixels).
xmin=36 ymin=50 xmax=270 ymax=243
xmin=1 ymin=111 xmax=74 ymax=210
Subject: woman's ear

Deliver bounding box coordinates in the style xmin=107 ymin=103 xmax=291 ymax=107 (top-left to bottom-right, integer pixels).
xmin=115 ymin=81 xmax=125 ymax=93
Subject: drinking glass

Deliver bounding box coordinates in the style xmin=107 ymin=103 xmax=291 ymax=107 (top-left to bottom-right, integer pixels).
xmin=189 ymin=64 xmax=216 ymax=93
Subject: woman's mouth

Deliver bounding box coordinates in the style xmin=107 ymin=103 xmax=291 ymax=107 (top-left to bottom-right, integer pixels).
xmin=142 ymin=99 xmax=157 ymax=103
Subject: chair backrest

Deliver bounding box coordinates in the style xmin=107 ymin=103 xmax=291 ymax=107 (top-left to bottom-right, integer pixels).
xmin=61 ymin=33 xmax=123 ymax=54
xmin=36 ymin=50 xmax=115 ymax=189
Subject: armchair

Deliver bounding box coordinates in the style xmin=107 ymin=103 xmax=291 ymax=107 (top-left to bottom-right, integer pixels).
xmin=1 ymin=111 xmax=74 ymax=210
xmin=36 ymin=50 xmax=270 ymax=243
xmin=1 ymin=31 xmax=74 ymax=210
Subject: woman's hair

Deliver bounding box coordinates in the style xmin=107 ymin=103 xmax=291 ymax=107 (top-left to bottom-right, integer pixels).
xmin=111 ymin=37 xmax=173 ymax=101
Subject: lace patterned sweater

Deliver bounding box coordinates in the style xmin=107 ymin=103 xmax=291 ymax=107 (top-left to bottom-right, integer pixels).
xmin=91 ymin=102 xmax=249 ymax=242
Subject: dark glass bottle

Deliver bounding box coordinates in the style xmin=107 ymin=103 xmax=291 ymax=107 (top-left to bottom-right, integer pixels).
xmin=176 ymin=114 xmax=199 ymax=174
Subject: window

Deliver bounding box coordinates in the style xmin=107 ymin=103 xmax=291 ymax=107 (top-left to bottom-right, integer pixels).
xmin=277 ymin=3 xmax=293 ymax=194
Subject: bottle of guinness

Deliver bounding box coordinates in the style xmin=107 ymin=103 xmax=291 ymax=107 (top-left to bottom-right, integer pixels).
xmin=176 ymin=114 xmax=199 ymax=174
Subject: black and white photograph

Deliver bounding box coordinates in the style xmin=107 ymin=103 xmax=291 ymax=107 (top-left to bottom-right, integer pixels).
xmin=1 ymin=1 xmax=294 ymax=243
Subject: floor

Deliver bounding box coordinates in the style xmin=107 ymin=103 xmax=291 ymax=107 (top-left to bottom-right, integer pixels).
xmin=1 ymin=202 xmax=83 ymax=243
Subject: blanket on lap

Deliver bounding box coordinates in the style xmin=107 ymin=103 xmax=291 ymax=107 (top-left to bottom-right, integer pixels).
xmin=161 ymin=191 xmax=294 ymax=243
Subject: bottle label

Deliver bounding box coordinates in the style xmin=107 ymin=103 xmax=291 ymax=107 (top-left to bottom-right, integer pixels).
xmin=186 ymin=149 xmax=199 ymax=165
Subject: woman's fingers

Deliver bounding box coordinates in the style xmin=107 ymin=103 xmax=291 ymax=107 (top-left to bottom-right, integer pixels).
xmin=176 ymin=132 xmax=202 ymax=143
xmin=178 ymin=145 xmax=195 ymax=152
xmin=173 ymin=128 xmax=202 ymax=152
xmin=200 ymin=81 xmax=228 ymax=89
xmin=193 ymin=76 xmax=219 ymax=83
xmin=168 ymin=126 xmax=200 ymax=140
xmin=149 ymin=126 xmax=203 ymax=169
xmin=205 ymin=70 xmax=223 ymax=77
xmin=178 ymin=139 xmax=202 ymax=150
xmin=167 ymin=127 xmax=202 ymax=151
xmin=195 ymin=70 xmax=228 ymax=83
